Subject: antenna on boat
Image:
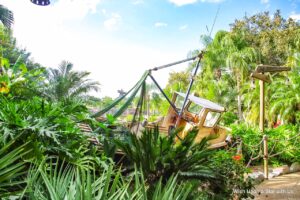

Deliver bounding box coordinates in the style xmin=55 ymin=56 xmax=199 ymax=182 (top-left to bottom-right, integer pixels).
xmin=209 ymin=6 xmax=220 ymax=37
xmin=174 ymin=6 xmax=220 ymax=129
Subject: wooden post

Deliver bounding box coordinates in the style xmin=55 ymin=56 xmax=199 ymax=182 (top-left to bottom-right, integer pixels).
xmin=237 ymin=139 xmax=242 ymax=155
xmin=251 ymin=65 xmax=290 ymax=179
xmin=259 ymin=80 xmax=265 ymax=132
xmin=263 ymin=135 xmax=268 ymax=179
xmin=260 ymin=79 xmax=268 ymax=179
xmin=147 ymin=94 xmax=150 ymax=119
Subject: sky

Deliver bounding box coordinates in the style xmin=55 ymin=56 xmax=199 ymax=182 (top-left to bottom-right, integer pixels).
xmin=0 ymin=0 xmax=300 ymax=98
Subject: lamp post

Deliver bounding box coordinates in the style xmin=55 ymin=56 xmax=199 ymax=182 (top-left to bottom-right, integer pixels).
xmin=30 ymin=0 xmax=50 ymax=6
xmin=250 ymin=65 xmax=290 ymax=179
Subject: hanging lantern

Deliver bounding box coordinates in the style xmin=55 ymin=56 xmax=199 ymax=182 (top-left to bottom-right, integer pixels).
xmin=30 ymin=0 xmax=50 ymax=6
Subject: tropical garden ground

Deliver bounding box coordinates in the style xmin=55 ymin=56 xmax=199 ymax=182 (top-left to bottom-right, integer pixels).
xmin=0 ymin=4 xmax=300 ymax=200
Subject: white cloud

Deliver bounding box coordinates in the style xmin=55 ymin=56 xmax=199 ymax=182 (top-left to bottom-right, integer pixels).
xmin=168 ymin=0 xmax=223 ymax=6
xmin=260 ymin=0 xmax=269 ymax=4
xmin=179 ymin=24 xmax=188 ymax=30
xmin=0 ymin=0 xmax=195 ymax=98
xmin=154 ymin=22 xmax=168 ymax=28
xmin=168 ymin=0 xmax=197 ymax=6
xmin=104 ymin=13 xmax=122 ymax=31
xmin=132 ymin=0 xmax=144 ymax=5
xmin=101 ymin=9 xmax=107 ymax=15
xmin=51 ymin=0 xmax=102 ymax=22
xmin=200 ymin=0 xmax=224 ymax=3
xmin=290 ymin=13 xmax=300 ymax=21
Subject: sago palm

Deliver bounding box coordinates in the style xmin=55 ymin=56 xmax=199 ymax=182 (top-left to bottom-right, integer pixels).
xmin=0 ymin=137 xmax=30 ymax=197
xmin=23 ymin=157 xmax=193 ymax=200
xmin=115 ymin=127 xmax=217 ymax=184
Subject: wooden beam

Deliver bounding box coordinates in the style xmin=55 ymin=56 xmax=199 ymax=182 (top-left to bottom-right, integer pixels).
xmin=256 ymin=65 xmax=291 ymax=73
xmin=250 ymin=72 xmax=271 ymax=83
xmin=259 ymin=80 xmax=265 ymax=132
xmin=263 ymin=135 xmax=269 ymax=179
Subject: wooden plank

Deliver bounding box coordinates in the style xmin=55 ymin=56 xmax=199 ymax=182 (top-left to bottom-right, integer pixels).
xmin=251 ymin=72 xmax=271 ymax=83
xmin=256 ymin=65 xmax=291 ymax=73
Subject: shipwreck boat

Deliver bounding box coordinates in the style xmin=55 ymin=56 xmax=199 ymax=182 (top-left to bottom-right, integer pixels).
xmin=92 ymin=52 xmax=231 ymax=148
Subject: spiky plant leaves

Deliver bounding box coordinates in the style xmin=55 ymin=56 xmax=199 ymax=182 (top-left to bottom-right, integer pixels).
xmin=0 ymin=137 xmax=30 ymax=197
xmin=115 ymin=127 xmax=217 ymax=184
xmin=24 ymin=157 xmax=193 ymax=200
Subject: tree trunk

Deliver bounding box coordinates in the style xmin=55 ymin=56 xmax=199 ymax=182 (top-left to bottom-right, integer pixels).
xmin=237 ymin=75 xmax=243 ymax=121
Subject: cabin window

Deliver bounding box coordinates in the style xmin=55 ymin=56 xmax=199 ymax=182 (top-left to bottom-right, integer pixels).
xmin=175 ymin=95 xmax=185 ymax=109
xmin=188 ymin=102 xmax=203 ymax=115
xmin=203 ymin=111 xmax=220 ymax=127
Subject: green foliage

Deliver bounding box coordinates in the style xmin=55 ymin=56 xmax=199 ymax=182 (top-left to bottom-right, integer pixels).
xmin=115 ymin=128 xmax=254 ymax=199
xmin=0 ymin=5 xmax=14 ymax=29
xmin=23 ymin=157 xmax=193 ymax=200
xmin=2 ymin=7 xmax=299 ymax=200
xmin=231 ymin=123 xmax=300 ymax=165
xmin=0 ymin=56 xmax=45 ymax=99
xmin=208 ymin=150 xmax=254 ymax=200
xmin=265 ymin=125 xmax=300 ymax=164
xmin=0 ymin=95 xmax=93 ymax=161
xmin=45 ymin=61 xmax=100 ymax=102
xmin=0 ymin=137 xmax=30 ymax=197
xmin=230 ymin=10 xmax=300 ymax=65
xmin=231 ymin=123 xmax=263 ymax=164
xmin=269 ymin=67 xmax=300 ymax=124
xmin=115 ymin=128 xmax=217 ymax=184
xmin=220 ymin=111 xmax=238 ymax=126
xmin=165 ymin=71 xmax=190 ymax=95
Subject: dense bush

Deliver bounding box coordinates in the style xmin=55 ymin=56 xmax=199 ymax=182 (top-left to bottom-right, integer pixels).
xmin=0 ymin=95 xmax=95 ymax=161
xmin=115 ymin=127 xmax=254 ymax=199
xmin=23 ymin=157 xmax=193 ymax=200
xmin=231 ymin=123 xmax=300 ymax=166
xmin=220 ymin=111 xmax=239 ymax=126
xmin=208 ymin=150 xmax=253 ymax=199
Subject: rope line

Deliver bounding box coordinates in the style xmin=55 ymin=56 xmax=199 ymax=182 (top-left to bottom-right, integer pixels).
xmin=239 ymin=132 xmax=300 ymax=167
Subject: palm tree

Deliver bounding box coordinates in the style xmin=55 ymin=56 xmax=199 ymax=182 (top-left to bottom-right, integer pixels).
xmin=46 ymin=61 xmax=100 ymax=101
xmin=221 ymin=33 xmax=257 ymax=121
xmin=0 ymin=4 xmax=14 ymax=29
xmin=200 ymin=31 xmax=257 ymax=121
xmin=270 ymin=67 xmax=300 ymax=124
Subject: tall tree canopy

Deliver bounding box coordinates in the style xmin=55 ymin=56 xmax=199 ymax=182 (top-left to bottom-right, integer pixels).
xmin=0 ymin=4 xmax=13 ymax=29
xmin=46 ymin=61 xmax=100 ymax=102
xmin=165 ymin=10 xmax=300 ymax=125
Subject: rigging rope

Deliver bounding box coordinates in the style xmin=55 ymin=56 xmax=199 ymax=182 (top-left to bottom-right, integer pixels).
xmin=92 ymin=54 xmax=202 ymax=121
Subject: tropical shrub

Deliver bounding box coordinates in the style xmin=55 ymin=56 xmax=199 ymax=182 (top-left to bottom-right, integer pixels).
xmin=45 ymin=61 xmax=100 ymax=102
xmin=0 ymin=95 xmax=94 ymax=161
xmin=207 ymin=150 xmax=254 ymax=200
xmin=23 ymin=157 xmax=193 ymax=200
xmin=231 ymin=123 xmax=300 ymax=166
xmin=115 ymin=128 xmax=254 ymax=199
xmin=220 ymin=111 xmax=238 ymax=126
xmin=115 ymin=128 xmax=217 ymax=183
xmin=265 ymin=125 xmax=300 ymax=164
xmin=230 ymin=123 xmax=262 ymax=163
xmin=269 ymin=67 xmax=300 ymax=124
xmin=0 ymin=136 xmax=30 ymax=198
